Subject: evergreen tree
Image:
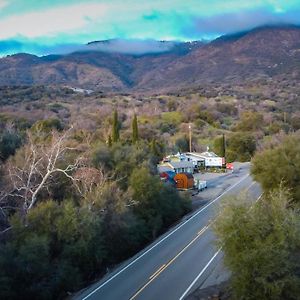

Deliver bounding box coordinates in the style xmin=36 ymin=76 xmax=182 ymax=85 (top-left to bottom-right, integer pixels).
xmin=132 ymin=114 xmax=139 ymax=143
xmin=150 ymin=139 xmax=160 ymax=157
xmin=213 ymin=134 xmax=226 ymax=158
xmin=107 ymin=135 xmax=112 ymax=147
xmin=221 ymin=134 xmax=226 ymax=158
xmin=112 ymin=110 xmax=120 ymax=143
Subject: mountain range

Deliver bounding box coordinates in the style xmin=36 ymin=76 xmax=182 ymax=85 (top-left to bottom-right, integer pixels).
xmin=0 ymin=25 xmax=300 ymax=93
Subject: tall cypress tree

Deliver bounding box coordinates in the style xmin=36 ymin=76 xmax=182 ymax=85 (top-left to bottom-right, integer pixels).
xmin=213 ymin=134 xmax=226 ymax=159
xmin=150 ymin=139 xmax=159 ymax=157
xmin=112 ymin=109 xmax=119 ymax=143
xmin=132 ymin=113 xmax=139 ymax=143
xmin=107 ymin=134 xmax=112 ymax=147
xmin=221 ymin=133 xmax=226 ymax=158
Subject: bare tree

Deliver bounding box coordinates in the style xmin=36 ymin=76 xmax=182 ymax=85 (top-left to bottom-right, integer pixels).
xmin=2 ymin=128 xmax=82 ymax=220
xmin=74 ymin=167 xmax=106 ymax=196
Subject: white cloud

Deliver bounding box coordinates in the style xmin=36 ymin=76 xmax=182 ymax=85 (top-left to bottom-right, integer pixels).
xmin=50 ymin=39 xmax=177 ymax=55
xmin=0 ymin=0 xmax=270 ymax=41
xmin=0 ymin=0 xmax=8 ymax=9
xmin=0 ymin=0 xmax=299 ymax=44
xmin=0 ymin=2 xmax=108 ymax=39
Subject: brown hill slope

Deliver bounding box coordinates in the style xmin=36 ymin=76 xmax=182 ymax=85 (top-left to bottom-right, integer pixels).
xmin=135 ymin=25 xmax=300 ymax=92
xmin=0 ymin=26 xmax=300 ymax=92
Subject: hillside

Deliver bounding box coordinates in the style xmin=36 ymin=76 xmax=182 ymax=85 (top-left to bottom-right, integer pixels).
xmin=0 ymin=25 xmax=300 ymax=92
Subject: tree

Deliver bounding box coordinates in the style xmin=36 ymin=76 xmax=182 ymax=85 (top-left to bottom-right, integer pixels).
xmin=112 ymin=110 xmax=120 ymax=143
xmin=0 ymin=200 xmax=105 ymax=300
xmin=226 ymin=132 xmax=256 ymax=162
xmin=1 ymin=129 xmax=82 ymax=220
xmin=132 ymin=114 xmax=139 ymax=143
xmin=175 ymin=136 xmax=189 ymax=152
xmin=214 ymin=189 xmax=300 ymax=300
xmin=167 ymin=99 xmax=177 ymax=111
xmin=107 ymin=135 xmax=112 ymax=147
xmin=251 ymin=133 xmax=300 ymax=203
xmin=150 ymin=139 xmax=160 ymax=157
xmin=0 ymin=130 xmax=22 ymax=161
xmin=31 ymin=118 xmax=63 ymax=133
xmin=130 ymin=167 xmax=164 ymax=239
xmin=233 ymin=111 xmax=264 ymax=132
xmin=84 ymin=182 xmax=141 ymax=262
xmin=213 ymin=134 xmax=226 ymax=158
xmin=291 ymin=115 xmax=300 ymax=131
xmin=129 ymin=167 xmax=191 ymax=239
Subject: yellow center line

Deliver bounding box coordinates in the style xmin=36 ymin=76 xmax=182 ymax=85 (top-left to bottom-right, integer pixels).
xmin=197 ymin=225 xmax=209 ymax=235
xmin=129 ymin=224 xmax=210 ymax=300
xmin=130 ymin=180 xmax=257 ymax=300
xmin=149 ymin=264 xmax=166 ymax=280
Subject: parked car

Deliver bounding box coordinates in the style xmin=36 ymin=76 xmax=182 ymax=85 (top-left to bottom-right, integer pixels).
xmin=194 ymin=179 xmax=207 ymax=191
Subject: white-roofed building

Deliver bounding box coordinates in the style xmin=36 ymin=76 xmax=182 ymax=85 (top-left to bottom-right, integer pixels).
xmin=184 ymin=152 xmax=224 ymax=168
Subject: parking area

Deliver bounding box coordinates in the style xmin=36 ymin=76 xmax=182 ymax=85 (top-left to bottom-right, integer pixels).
xmin=191 ymin=162 xmax=250 ymax=209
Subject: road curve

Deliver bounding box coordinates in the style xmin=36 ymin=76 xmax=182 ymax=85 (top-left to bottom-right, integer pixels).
xmin=75 ymin=165 xmax=261 ymax=300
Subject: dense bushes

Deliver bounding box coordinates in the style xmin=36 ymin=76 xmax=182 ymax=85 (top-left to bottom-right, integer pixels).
xmin=0 ymin=131 xmax=22 ymax=161
xmin=213 ymin=132 xmax=256 ymax=162
xmin=214 ymin=190 xmax=300 ymax=300
xmin=130 ymin=167 xmax=191 ymax=239
xmin=0 ymin=201 xmax=104 ymax=300
xmin=251 ymin=133 xmax=300 ymax=203
xmin=215 ymin=133 xmax=300 ymax=299
xmin=0 ymin=136 xmax=190 ymax=299
xmin=233 ymin=111 xmax=264 ymax=132
xmin=226 ymin=132 xmax=256 ymax=162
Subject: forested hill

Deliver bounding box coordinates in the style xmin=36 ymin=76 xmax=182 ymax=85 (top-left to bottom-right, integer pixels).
xmin=0 ymin=25 xmax=300 ymax=93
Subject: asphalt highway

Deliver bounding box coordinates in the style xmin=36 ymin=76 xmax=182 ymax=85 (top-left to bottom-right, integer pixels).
xmin=75 ymin=164 xmax=261 ymax=300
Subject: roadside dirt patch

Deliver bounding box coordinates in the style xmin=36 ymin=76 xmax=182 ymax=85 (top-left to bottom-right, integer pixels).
xmin=185 ymin=281 xmax=231 ymax=300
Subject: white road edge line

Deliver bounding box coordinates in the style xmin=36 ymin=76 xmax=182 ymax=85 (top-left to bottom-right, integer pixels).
xmin=81 ymin=173 xmax=250 ymax=300
xmin=179 ymin=191 xmax=263 ymax=300
xmin=179 ymin=248 xmax=222 ymax=300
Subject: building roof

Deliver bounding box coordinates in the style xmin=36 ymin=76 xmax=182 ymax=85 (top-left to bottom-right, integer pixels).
xmin=200 ymin=151 xmax=218 ymax=158
xmin=184 ymin=153 xmax=205 ymax=161
xmin=167 ymin=161 xmax=194 ymax=169
xmin=185 ymin=151 xmax=220 ymax=159
xmin=158 ymin=165 xmax=173 ymax=173
xmin=174 ymin=172 xmax=194 ymax=179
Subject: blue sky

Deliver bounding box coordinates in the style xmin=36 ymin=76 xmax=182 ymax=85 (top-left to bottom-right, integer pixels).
xmin=0 ymin=0 xmax=300 ymax=56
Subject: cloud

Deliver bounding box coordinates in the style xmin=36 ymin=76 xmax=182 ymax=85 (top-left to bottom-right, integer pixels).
xmin=0 ymin=39 xmax=177 ymax=56
xmin=183 ymin=8 xmax=300 ymax=38
xmin=1 ymin=0 xmax=300 ymax=55
xmin=0 ymin=40 xmax=23 ymax=54
xmin=0 ymin=2 xmax=108 ymax=40
xmin=84 ymin=39 xmax=177 ymax=55
xmin=0 ymin=0 xmax=8 ymax=9
xmin=0 ymin=0 xmax=282 ymax=42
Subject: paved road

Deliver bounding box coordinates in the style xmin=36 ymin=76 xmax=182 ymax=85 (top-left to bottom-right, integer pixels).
xmin=75 ymin=164 xmax=261 ymax=300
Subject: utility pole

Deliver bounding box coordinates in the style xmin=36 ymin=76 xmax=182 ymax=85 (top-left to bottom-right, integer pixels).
xmin=189 ymin=123 xmax=192 ymax=153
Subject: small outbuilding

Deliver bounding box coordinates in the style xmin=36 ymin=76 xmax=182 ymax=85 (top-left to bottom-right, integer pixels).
xmin=160 ymin=172 xmax=176 ymax=187
xmin=174 ymin=173 xmax=194 ymax=190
